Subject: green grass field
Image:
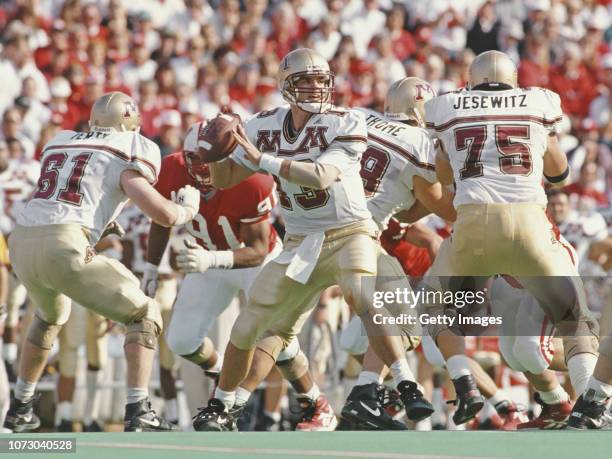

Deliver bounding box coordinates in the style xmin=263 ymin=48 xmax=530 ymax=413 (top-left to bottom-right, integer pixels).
xmin=1 ymin=431 xmax=611 ymax=459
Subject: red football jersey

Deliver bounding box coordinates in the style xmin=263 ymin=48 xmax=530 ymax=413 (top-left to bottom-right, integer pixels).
xmin=156 ymin=152 xmax=278 ymax=252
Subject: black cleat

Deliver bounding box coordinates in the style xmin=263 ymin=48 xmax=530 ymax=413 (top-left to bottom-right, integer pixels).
xmin=56 ymin=419 xmax=74 ymax=432
xmin=449 ymin=375 xmax=485 ymax=425
xmin=124 ymin=398 xmax=178 ymax=432
xmin=83 ymin=420 xmax=104 ymax=432
xmin=3 ymin=396 xmax=41 ymax=433
xmin=341 ymin=383 xmax=407 ymax=430
xmin=192 ymin=398 xmax=239 ymax=432
xmin=397 ymin=381 xmax=434 ymax=422
xmin=566 ymin=392 xmax=609 ymax=430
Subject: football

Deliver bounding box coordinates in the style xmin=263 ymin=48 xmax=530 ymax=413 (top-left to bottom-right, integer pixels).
xmin=197 ymin=113 xmax=241 ymax=163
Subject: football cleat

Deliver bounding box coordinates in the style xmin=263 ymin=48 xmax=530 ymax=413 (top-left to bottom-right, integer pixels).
xmin=83 ymin=420 xmax=105 ymax=432
xmin=397 ymin=380 xmax=435 ymax=422
xmin=341 ymin=383 xmax=407 ymax=430
xmin=124 ymin=398 xmax=178 ymax=432
xmin=448 ymin=375 xmax=485 ymax=425
xmin=3 ymin=396 xmax=41 ymax=433
xmin=566 ymin=392 xmax=609 ymax=430
xmin=518 ymin=393 xmax=572 ymax=430
xmin=295 ymin=395 xmax=338 ymax=431
xmin=56 ymin=419 xmax=74 ymax=432
xmin=192 ymin=398 xmax=239 ymax=432
xmin=494 ymin=400 xmax=529 ymax=430
xmin=379 ymin=386 xmax=405 ymax=420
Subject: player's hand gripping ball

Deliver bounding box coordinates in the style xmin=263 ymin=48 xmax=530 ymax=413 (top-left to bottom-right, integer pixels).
xmin=197 ymin=113 xmax=241 ymax=163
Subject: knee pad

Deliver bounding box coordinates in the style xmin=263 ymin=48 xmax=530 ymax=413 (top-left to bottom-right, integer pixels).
xmin=563 ymin=335 xmax=599 ymax=362
xmin=27 ymin=315 xmax=63 ymax=350
xmin=277 ymin=337 xmax=300 ymax=362
xmin=125 ymin=318 xmax=160 ymax=350
xmin=180 ymin=337 xmax=215 ymax=366
xmin=276 ymin=350 xmax=309 ymax=381
xmin=513 ymin=335 xmax=553 ymax=374
xmin=255 ymin=334 xmax=285 ymax=360
xmin=339 ymin=315 xmax=369 ymax=356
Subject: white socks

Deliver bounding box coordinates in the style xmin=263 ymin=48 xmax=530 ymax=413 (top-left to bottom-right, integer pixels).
xmin=15 ymin=377 xmax=36 ymax=402
xmin=446 ymin=355 xmax=472 ymax=379
xmin=165 ymin=398 xmax=178 ymax=421
xmin=539 ymin=385 xmax=570 ymax=405
xmin=3 ymin=342 xmax=17 ymax=363
xmin=389 ymin=359 xmax=416 ymax=387
xmin=84 ymin=370 xmax=103 ymax=424
xmin=299 ymin=384 xmax=321 ymax=402
xmin=357 ymin=371 xmax=382 ymax=386
xmin=488 ymin=390 xmax=510 ymax=408
xmin=235 ymin=387 xmax=252 ymax=407
xmin=56 ymin=401 xmax=72 ymax=422
xmin=567 ymin=353 xmax=597 ymax=394
xmin=126 ymin=387 xmax=148 ymax=405
xmin=213 ymin=387 xmax=236 ymax=409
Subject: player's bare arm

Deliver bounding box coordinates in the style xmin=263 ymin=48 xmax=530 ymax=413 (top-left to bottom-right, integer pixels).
xmin=543 ymin=135 xmax=571 ymax=187
xmin=434 ymin=143 xmax=454 ymax=187
xmin=413 ymin=175 xmax=457 ymax=222
xmin=233 ymin=219 xmax=271 ymax=268
xmin=120 ymin=170 xmax=199 ymax=227
xmin=233 ymin=123 xmax=340 ymax=189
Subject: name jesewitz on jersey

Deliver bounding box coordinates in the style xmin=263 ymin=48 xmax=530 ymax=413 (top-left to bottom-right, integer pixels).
xmin=18 ymin=129 xmax=160 ymax=243
xmin=231 ymin=105 xmax=372 ymax=236
xmin=425 ymin=87 xmax=563 ymax=207
xmin=357 ymin=107 xmax=437 ymax=231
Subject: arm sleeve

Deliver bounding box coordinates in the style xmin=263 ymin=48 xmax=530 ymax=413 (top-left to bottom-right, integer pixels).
xmin=126 ymin=133 xmax=161 ymax=184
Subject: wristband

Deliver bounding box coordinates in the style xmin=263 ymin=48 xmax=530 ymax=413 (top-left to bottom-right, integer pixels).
xmin=545 ymin=167 xmax=570 ymax=184
xmin=210 ymin=250 xmax=234 ymax=269
xmin=259 ymin=154 xmax=283 ymax=176
xmin=174 ymin=204 xmax=194 ymax=226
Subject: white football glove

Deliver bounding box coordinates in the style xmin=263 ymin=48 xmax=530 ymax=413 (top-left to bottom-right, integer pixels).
xmin=171 ymin=185 xmax=200 ymax=225
xmin=140 ymin=262 xmax=159 ymax=297
xmin=176 ymin=240 xmax=214 ymax=273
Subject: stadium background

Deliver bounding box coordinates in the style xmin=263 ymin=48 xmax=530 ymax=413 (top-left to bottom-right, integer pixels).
xmin=0 ymin=0 xmax=610 ymax=453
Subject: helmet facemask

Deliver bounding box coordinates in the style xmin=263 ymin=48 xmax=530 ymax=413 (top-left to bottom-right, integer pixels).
xmin=184 ymin=150 xmax=213 ymax=193
xmin=281 ymin=71 xmax=335 ymax=114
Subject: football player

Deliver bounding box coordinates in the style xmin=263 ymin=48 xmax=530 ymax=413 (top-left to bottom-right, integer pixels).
xmin=424 ymin=51 xmax=600 ymax=425
xmin=3 ymin=91 xmax=198 ymax=432
xmin=143 ymin=120 xmax=282 ymax=402
xmin=191 ymin=49 xmax=433 ymax=431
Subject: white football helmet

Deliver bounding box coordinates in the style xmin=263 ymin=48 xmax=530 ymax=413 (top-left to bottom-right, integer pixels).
xmin=468 ymin=50 xmax=517 ymax=90
xmin=89 ymin=91 xmax=141 ymax=132
xmin=278 ymin=48 xmax=334 ymax=114
xmin=384 ymin=77 xmax=436 ymax=127
xmin=183 ymin=121 xmax=213 ymax=192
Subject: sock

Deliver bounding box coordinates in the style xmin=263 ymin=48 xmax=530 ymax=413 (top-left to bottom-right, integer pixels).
xmin=15 ymin=377 xmax=36 ymax=402
xmin=539 ymin=385 xmax=570 ymax=405
xmin=488 ymin=390 xmax=510 ymax=408
xmin=3 ymin=342 xmax=17 ymax=363
xmin=165 ymin=398 xmax=178 ymax=421
xmin=213 ymin=387 xmax=235 ymax=409
xmin=56 ymin=401 xmax=72 ymax=423
xmin=234 ymin=387 xmax=252 ymax=407
xmin=264 ymin=410 xmax=281 ymax=422
xmin=357 ymin=371 xmax=381 ymax=386
xmin=84 ymin=370 xmax=103 ymax=424
xmin=299 ymin=384 xmax=321 ymax=402
xmin=126 ymin=387 xmax=148 ymax=405
xmin=567 ymin=353 xmax=597 ymax=394
xmin=445 ymin=355 xmax=471 ymax=379
xmin=431 ymin=388 xmax=445 ymax=426
xmin=585 ymin=377 xmax=612 ymax=402
xmin=389 ymin=359 xmax=416 ymax=387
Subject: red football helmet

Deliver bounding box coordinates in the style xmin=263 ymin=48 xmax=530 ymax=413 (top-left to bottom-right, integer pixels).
xmin=183 ymin=121 xmax=214 ymax=192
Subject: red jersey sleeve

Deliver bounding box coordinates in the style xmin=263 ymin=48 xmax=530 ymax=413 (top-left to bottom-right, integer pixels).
xmin=154 ymin=152 xmax=191 ymax=199
xmin=229 ymin=173 xmax=276 ymax=224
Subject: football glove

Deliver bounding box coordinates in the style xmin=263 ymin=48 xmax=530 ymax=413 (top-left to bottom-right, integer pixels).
xmin=177 ymin=240 xmax=214 ymax=273
xmin=140 ymin=262 xmax=159 ymax=297
xmin=171 ymin=185 xmax=200 ymax=225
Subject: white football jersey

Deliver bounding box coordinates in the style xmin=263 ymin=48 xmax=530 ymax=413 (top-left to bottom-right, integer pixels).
xmin=426 ymin=87 xmax=563 ymax=207
xmin=117 ymin=204 xmax=173 ymax=275
xmin=558 ymin=210 xmax=607 ymax=273
xmin=231 ymin=106 xmax=371 ymax=235
xmin=0 ymin=158 xmax=40 ymax=234
xmin=356 ymin=108 xmax=437 ymax=231
xmin=18 ymin=129 xmax=161 ymax=243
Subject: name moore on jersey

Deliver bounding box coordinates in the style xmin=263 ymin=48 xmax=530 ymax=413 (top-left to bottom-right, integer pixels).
xmin=356 ymin=107 xmax=437 ymax=231
xmin=425 ymin=87 xmax=563 ymax=207
xmin=17 ymin=129 xmax=160 ymax=243
xmin=155 ymin=151 xmax=278 ymax=253
xmin=230 ymin=105 xmax=371 ymax=236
